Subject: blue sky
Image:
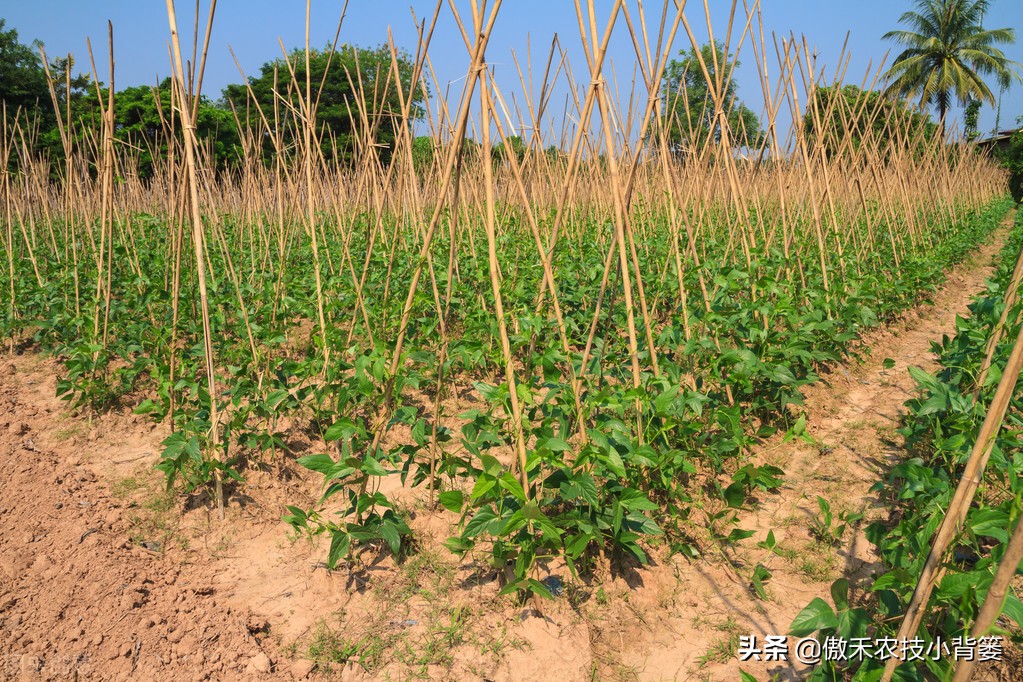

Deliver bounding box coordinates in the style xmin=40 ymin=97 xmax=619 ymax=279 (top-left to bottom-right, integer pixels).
xmin=4 ymin=1 xmax=1021 ymax=144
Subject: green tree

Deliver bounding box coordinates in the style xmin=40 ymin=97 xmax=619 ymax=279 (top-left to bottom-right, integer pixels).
xmin=963 ymin=97 xmax=982 ymax=140
xmin=1 ymin=20 xmax=240 ymax=177
xmin=0 ymin=21 xmax=93 ymax=169
xmin=0 ymin=19 xmax=47 ymax=116
xmin=17 ymin=52 xmax=93 ymax=165
xmin=883 ymin=0 xmax=1022 ymax=134
xmin=803 ymin=85 xmax=937 ymax=159
xmin=659 ymin=40 xmax=764 ymax=157
xmin=1002 ymin=118 xmax=1023 ymax=203
xmin=71 ymin=78 xmax=241 ymax=178
xmin=493 ymin=134 xmax=526 ymax=165
xmin=223 ymin=43 xmax=424 ymax=165
xmin=410 ymin=135 xmax=436 ymax=173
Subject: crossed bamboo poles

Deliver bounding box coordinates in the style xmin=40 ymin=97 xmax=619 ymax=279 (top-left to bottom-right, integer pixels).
xmin=0 ymin=2 xmax=1015 ymax=678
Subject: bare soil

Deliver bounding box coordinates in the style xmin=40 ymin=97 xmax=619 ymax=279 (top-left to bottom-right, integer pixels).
xmin=0 ymin=214 xmax=1017 ymax=681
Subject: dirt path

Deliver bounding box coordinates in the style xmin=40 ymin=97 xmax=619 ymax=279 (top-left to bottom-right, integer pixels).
xmin=0 ymin=352 xmax=590 ymax=682
xmin=0 ymin=213 xmax=1014 ymax=682
xmin=0 ymin=351 xmax=328 ymax=681
xmin=600 ymin=212 xmax=1015 ymax=681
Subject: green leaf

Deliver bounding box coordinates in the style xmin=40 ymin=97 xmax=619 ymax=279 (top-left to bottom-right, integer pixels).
xmin=378 ymin=521 xmax=402 ymax=555
xmin=785 ymin=414 xmax=812 ymax=443
xmin=522 ymin=500 xmax=543 ymax=521
xmin=830 ymin=578 xmax=850 ymax=611
xmin=221 ymin=466 xmax=244 ymax=483
xmin=474 ymin=381 xmax=501 ymax=402
xmin=908 ymin=365 xmax=940 ymax=392
xmin=723 ymin=481 xmax=746 ymax=508
xmin=527 ymin=578 xmax=554 ymax=600
xmin=562 ymin=471 xmax=599 ymax=506
xmin=438 ymin=490 xmax=464 ymax=513
xmin=671 ymin=541 xmax=700 ymax=559
xmin=464 ymin=506 xmax=497 ymax=538
xmin=360 ymin=456 xmax=388 ymax=477
xmin=759 ymin=529 xmax=777 ymax=549
xmin=727 ymin=528 xmax=756 ymax=543
xmin=566 ymin=533 xmax=592 ymax=557
xmin=443 ymin=536 xmax=472 ymax=555
xmin=324 ymin=418 xmax=356 ymax=442
xmin=619 ymin=488 xmax=658 ymax=511
xmin=470 ymin=476 xmax=496 ymax=501
xmin=601 ymin=450 xmax=627 ymax=479
xmin=871 ymin=568 xmax=913 ymax=591
xmin=837 ymin=607 xmax=871 ymax=640
xmin=327 ymin=532 xmax=351 ymax=570
xmin=652 ymin=385 xmax=679 ymax=413
xmin=264 ymin=389 xmax=290 ymax=410
xmin=296 ymin=453 xmax=336 ymax=475
xmin=282 ymin=505 xmax=308 ymax=528
xmin=538 ymin=437 xmax=572 ymax=453
xmin=789 ymin=597 xmax=838 ymax=637
xmin=631 ymin=445 xmax=658 ymax=467
xmin=1000 ymin=591 xmax=1023 ymax=628
xmin=480 ymin=454 xmax=504 ymax=477
xmin=134 ymin=399 xmax=157 ymax=415
xmin=939 ymin=571 xmax=982 ymax=598
xmin=498 ymin=472 xmax=526 ymax=502
xmin=752 ymin=564 xmax=772 ymax=600
xmin=917 ymin=392 xmax=948 ymax=416
xmin=970 ymin=507 xmax=1010 ymax=542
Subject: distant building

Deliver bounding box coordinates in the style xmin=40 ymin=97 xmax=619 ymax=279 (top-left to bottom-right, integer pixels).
xmin=976 ymin=129 xmax=1019 ymax=155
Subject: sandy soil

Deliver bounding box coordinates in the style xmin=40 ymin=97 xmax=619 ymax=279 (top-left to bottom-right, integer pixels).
xmin=0 ymin=352 xmax=308 ymax=681
xmin=0 ymin=213 xmax=1018 ymax=681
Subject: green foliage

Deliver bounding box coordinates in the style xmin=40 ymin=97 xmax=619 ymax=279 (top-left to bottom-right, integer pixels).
xmin=1 ymin=138 xmax=1011 ymax=602
xmin=0 ymin=21 xmax=422 ymax=174
xmin=883 ymin=0 xmax=1022 ymax=127
xmin=0 ymin=20 xmax=92 ymax=167
xmin=156 ymin=428 xmax=242 ymax=495
xmin=803 ymin=85 xmax=937 ymax=159
xmin=493 ymin=135 xmax=526 ymax=165
xmin=964 ymin=98 xmax=982 ymax=141
xmin=788 ymin=580 xmax=874 ymax=680
xmin=0 ymin=19 xmax=48 ymax=115
xmin=222 ymin=43 xmax=425 ymax=165
xmin=1001 ymin=123 xmax=1023 ymax=203
xmin=411 ymin=135 xmax=436 ymax=173
xmin=67 ymin=78 xmax=242 ymax=178
xmin=659 ymin=40 xmax=764 ymax=155
xmin=808 ymin=496 xmax=862 ymax=547
xmin=797 ymin=208 xmax=1023 ymax=679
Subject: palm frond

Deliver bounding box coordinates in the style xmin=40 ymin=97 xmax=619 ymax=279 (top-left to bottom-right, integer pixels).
xmin=881 ymin=0 xmax=1021 ymax=123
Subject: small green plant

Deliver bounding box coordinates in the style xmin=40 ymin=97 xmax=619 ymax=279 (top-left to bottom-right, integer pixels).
xmin=808 ymin=496 xmax=862 ymax=546
xmin=750 ymin=563 xmax=773 ymax=600
xmin=695 ymin=617 xmax=742 ymax=667
xmin=155 ymin=428 xmax=243 ymax=497
xmin=789 ymin=579 xmax=871 ymax=679
xmin=756 ymin=528 xmax=784 ymax=556
xmin=307 ymin=623 xmax=363 ymax=667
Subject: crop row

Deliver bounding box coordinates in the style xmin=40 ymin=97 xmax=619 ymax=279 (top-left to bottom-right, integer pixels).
xmin=0 ymin=193 xmax=1013 ymax=594
xmin=793 ymin=208 xmax=1023 ymax=681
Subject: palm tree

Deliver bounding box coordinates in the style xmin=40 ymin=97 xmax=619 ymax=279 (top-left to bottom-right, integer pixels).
xmin=883 ymin=0 xmax=1022 ymax=134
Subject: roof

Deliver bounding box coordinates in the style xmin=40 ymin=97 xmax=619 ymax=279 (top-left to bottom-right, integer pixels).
xmin=979 ymin=129 xmax=1018 ymax=143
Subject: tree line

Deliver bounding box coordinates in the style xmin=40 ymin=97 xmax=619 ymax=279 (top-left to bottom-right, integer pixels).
xmin=0 ymin=18 xmax=428 ymax=178
xmin=2 ymin=0 xmax=1021 ymax=181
